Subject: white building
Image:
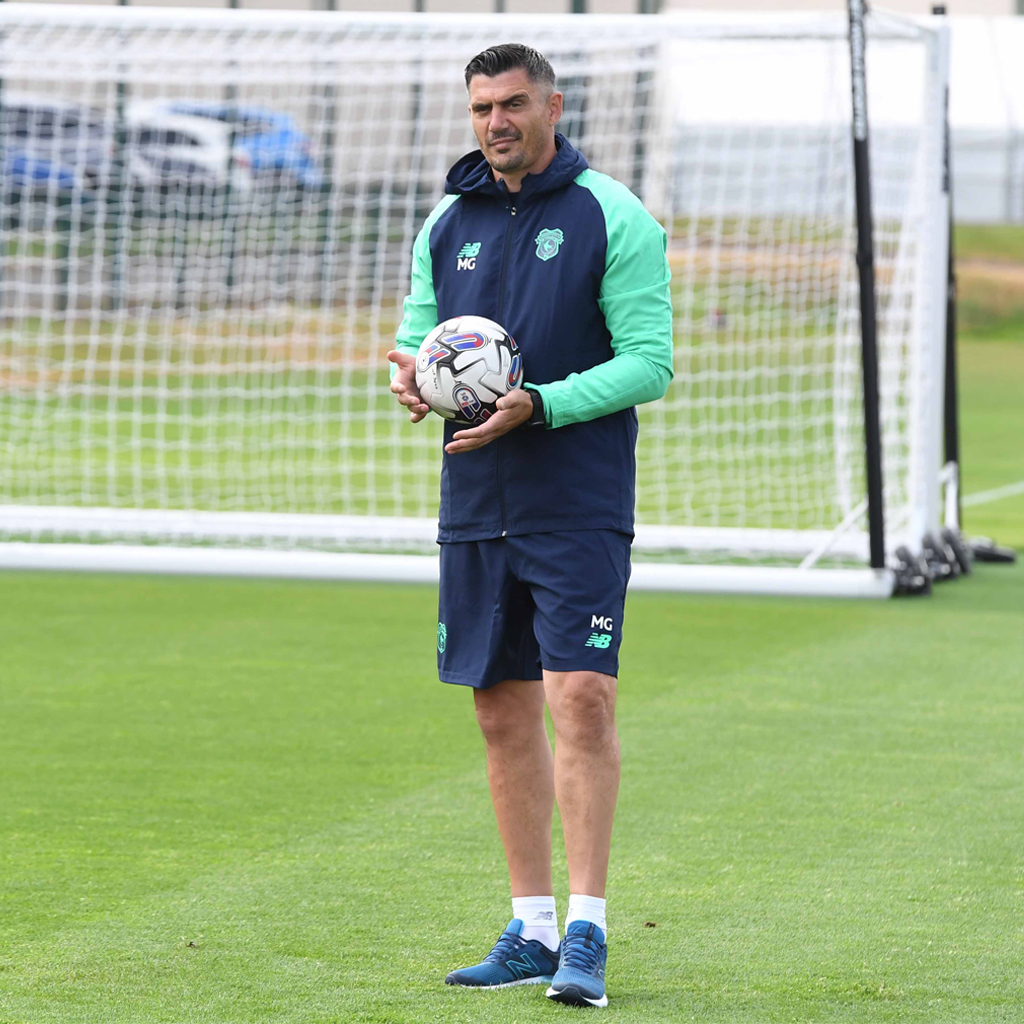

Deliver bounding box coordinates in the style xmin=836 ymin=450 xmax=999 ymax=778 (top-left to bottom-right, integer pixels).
xmin=16 ymin=1 xmax=1024 ymax=13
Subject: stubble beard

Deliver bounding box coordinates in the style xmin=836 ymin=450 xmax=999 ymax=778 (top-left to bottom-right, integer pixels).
xmin=489 ymin=149 xmax=527 ymax=173
xmin=486 ymin=131 xmax=530 ymax=175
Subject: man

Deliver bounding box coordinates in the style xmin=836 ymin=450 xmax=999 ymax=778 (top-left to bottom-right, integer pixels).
xmin=387 ymin=43 xmax=672 ymax=1009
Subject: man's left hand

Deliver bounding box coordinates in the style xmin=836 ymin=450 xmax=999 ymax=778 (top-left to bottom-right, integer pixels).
xmin=445 ymin=388 xmax=535 ymax=454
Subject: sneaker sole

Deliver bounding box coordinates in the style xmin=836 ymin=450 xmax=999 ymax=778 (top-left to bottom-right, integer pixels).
xmin=446 ymin=975 xmax=553 ymax=990
xmin=546 ymin=984 xmax=608 ymax=1008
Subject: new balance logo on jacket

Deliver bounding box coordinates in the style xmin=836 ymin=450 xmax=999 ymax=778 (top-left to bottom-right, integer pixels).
xmin=457 ymin=241 xmax=481 ymax=270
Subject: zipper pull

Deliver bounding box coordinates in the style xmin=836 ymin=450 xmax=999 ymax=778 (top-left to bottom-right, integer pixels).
xmin=511 ymin=206 xmax=517 ymax=216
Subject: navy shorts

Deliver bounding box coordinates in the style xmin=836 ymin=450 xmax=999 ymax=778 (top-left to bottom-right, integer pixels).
xmin=437 ymin=530 xmax=632 ymax=689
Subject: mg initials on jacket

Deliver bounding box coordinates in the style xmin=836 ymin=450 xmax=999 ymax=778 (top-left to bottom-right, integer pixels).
xmin=457 ymin=241 xmax=481 ymax=270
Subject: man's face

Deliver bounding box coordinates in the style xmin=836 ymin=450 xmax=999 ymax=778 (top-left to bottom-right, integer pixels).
xmin=468 ymin=68 xmax=562 ymax=176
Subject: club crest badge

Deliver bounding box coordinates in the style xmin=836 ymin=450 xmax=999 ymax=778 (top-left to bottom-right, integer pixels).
xmin=534 ymin=228 xmax=564 ymax=262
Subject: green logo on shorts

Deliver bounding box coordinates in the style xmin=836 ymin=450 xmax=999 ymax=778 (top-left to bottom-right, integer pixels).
xmin=585 ymin=632 xmax=612 ymax=649
xmin=437 ymin=622 xmax=447 ymax=653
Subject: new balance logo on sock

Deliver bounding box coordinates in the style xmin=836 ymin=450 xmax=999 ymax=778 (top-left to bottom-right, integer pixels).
xmin=534 ymin=911 xmax=554 ymax=921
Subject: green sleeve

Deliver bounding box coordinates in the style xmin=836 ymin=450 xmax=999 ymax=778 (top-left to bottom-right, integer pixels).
xmin=392 ymin=195 xmax=460 ymax=379
xmin=530 ymin=170 xmax=674 ymax=428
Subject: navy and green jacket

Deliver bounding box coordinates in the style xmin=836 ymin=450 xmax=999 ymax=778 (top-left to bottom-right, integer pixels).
xmin=395 ymin=135 xmax=674 ymax=543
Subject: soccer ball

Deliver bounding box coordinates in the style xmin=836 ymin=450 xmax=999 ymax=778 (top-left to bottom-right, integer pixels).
xmin=415 ymin=315 xmax=523 ymax=426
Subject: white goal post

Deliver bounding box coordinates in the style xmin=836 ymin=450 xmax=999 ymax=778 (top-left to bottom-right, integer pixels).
xmin=0 ymin=5 xmax=952 ymax=598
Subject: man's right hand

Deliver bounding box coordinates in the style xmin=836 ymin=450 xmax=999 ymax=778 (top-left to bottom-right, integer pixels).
xmin=387 ymin=350 xmax=431 ymax=423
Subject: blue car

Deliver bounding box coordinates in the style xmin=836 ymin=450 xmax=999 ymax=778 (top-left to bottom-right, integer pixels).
xmin=129 ymin=100 xmax=323 ymax=190
xmin=1 ymin=97 xmax=108 ymax=200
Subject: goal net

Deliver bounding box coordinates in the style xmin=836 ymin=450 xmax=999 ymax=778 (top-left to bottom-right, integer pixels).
xmin=0 ymin=6 xmax=950 ymax=596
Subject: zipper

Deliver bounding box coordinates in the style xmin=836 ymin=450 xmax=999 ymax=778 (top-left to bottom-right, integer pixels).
xmin=496 ymin=202 xmax=517 ymax=324
xmin=496 ymin=202 xmax=517 ymax=537
xmin=497 ymin=445 xmax=508 ymax=537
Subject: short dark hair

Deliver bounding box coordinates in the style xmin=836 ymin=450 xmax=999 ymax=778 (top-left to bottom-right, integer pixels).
xmin=464 ymin=43 xmax=556 ymax=93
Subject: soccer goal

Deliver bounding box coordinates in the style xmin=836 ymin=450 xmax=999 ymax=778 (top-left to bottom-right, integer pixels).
xmin=0 ymin=5 xmax=953 ymax=598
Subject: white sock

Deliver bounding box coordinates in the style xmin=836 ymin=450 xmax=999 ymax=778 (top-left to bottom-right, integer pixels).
xmin=565 ymin=893 xmax=607 ymax=936
xmin=512 ymin=895 xmax=559 ymax=950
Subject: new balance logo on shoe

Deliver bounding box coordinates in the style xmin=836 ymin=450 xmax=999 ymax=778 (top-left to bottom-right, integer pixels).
xmin=585 ymin=633 xmax=612 ymax=649
xmin=506 ymin=954 xmax=539 ymax=980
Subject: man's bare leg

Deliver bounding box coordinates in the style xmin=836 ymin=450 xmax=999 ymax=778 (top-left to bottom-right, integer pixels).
xmin=543 ymin=670 xmax=620 ymax=900
xmin=473 ymin=678 xmax=555 ymax=897
xmin=445 ymin=680 xmax=560 ymax=987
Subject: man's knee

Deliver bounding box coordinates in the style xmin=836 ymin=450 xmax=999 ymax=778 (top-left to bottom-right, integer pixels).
xmin=546 ymin=671 xmax=617 ymax=742
xmin=473 ymin=679 xmax=545 ymax=746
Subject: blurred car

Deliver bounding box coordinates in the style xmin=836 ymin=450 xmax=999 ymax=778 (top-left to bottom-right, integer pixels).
xmin=1 ymin=95 xmax=254 ymax=213
xmin=1 ymin=97 xmax=108 ymax=198
xmin=125 ymin=111 xmax=254 ymax=195
xmin=129 ymin=99 xmax=322 ymax=190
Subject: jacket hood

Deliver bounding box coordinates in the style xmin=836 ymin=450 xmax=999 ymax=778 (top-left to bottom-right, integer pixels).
xmin=445 ymin=133 xmax=588 ymax=202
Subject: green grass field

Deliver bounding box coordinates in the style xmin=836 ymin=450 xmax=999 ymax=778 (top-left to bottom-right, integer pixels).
xmin=1 ymin=227 xmax=1022 ymax=1023
xmin=1 ymin=562 xmax=1021 ymax=1024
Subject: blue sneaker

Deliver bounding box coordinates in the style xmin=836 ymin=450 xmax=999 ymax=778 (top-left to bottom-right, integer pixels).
xmin=546 ymin=920 xmax=608 ymax=1007
xmin=445 ymin=918 xmax=559 ymax=989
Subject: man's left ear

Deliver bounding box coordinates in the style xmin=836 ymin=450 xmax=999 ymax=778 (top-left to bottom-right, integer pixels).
xmin=549 ymin=91 xmax=563 ymax=126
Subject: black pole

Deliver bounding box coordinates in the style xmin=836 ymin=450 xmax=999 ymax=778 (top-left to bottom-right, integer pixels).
xmin=934 ymin=5 xmax=961 ymax=527
xmin=109 ymin=0 xmax=130 ymax=313
xmin=634 ymin=0 xmax=657 ymax=190
xmin=943 ymin=146 xmax=961 ymax=525
xmin=224 ymin=1 xmax=240 ymax=301
xmin=847 ymin=0 xmax=886 ymax=570
xmin=630 ymin=50 xmax=653 ymax=198
xmin=409 ymin=10 xmax=426 ymax=282
xmin=317 ymin=61 xmax=337 ymax=310
xmin=566 ymin=0 xmax=588 ymax=149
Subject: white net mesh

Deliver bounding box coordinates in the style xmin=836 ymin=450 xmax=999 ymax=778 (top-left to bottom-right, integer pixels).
xmin=0 ymin=7 xmax=947 ymax=568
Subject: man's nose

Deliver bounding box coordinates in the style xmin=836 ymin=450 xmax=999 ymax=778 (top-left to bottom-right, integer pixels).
xmin=488 ymin=109 xmax=510 ymax=134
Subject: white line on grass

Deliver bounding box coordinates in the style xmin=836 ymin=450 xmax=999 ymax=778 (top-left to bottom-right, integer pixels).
xmin=962 ymin=479 xmax=1024 ymax=507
